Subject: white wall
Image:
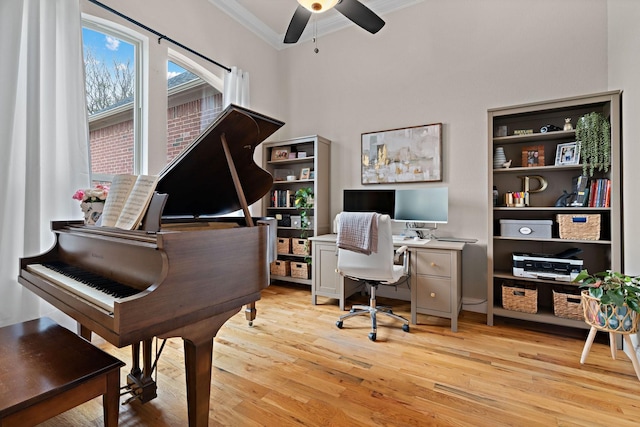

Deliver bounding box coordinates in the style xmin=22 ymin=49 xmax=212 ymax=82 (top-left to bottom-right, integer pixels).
xmin=278 ymin=0 xmax=609 ymax=301
xmin=609 ymin=0 xmax=640 ymax=276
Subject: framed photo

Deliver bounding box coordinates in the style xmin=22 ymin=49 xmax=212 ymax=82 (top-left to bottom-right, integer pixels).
xmin=300 ymin=167 xmax=310 ymax=180
xmin=361 ymin=123 xmax=442 ymax=184
xmin=555 ymin=142 xmax=581 ymax=166
xmin=271 ymin=147 xmax=290 ymax=161
xmin=521 ymin=145 xmax=545 ymax=167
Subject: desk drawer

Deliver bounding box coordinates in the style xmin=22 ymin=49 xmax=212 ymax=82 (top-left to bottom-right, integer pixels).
xmin=416 ymin=276 xmax=451 ymax=313
xmin=415 ymin=250 xmax=451 ymax=277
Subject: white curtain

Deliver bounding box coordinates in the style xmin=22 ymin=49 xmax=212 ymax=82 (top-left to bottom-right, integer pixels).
xmin=223 ymin=66 xmax=250 ymax=108
xmin=0 ymin=0 xmax=90 ymax=327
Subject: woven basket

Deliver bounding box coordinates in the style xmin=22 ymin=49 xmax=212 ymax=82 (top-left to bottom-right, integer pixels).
xmin=292 ymin=238 xmax=310 ymax=255
xmin=557 ymin=214 xmax=601 ymax=240
xmin=277 ymin=237 xmax=291 ymax=254
xmin=581 ymin=290 xmax=639 ymax=334
xmin=270 ymin=260 xmax=290 ymax=277
xmin=290 ymin=262 xmax=310 ymax=279
xmin=502 ymin=283 xmax=538 ymax=314
xmin=552 ymin=289 xmax=583 ymax=320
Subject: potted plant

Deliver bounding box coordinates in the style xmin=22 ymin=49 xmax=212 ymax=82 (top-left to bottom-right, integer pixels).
xmin=294 ymin=187 xmax=314 ymax=239
xmin=293 ymin=187 xmax=314 ymax=265
xmin=573 ymin=269 xmax=640 ymax=332
xmin=575 ymin=112 xmax=611 ymax=177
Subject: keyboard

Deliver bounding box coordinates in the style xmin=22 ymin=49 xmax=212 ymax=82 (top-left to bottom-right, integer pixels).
xmin=27 ymin=262 xmax=142 ymax=313
xmin=393 ymin=236 xmax=430 ymax=245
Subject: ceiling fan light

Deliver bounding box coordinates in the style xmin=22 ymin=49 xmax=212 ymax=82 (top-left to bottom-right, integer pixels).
xmin=297 ymin=0 xmax=339 ymax=13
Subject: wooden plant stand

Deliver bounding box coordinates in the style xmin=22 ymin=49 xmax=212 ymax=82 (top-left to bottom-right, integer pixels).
xmin=579 ymin=292 xmax=640 ymax=380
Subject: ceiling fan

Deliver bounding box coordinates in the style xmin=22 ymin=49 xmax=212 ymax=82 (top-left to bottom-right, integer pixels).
xmin=284 ymin=0 xmax=385 ymax=44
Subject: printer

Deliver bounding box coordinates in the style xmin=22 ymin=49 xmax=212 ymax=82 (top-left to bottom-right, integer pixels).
xmin=512 ymin=252 xmax=583 ymax=282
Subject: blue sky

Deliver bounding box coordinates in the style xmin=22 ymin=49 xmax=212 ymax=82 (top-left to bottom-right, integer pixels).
xmin=82 ymin=27 xmax=184 ymax=78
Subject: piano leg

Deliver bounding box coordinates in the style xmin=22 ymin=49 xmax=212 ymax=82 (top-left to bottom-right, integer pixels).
xmin=127 ymin=339 xmax=158 ymax=403
xmin=183 ymin=337 xmax=213 ymax=427
xmin=163 ymin=307 xmax=240 ymax=427
xmin=77 ymin=323 xmax=92 ymax=341
xmin=244 ymin=302 xmax=257 ymax=326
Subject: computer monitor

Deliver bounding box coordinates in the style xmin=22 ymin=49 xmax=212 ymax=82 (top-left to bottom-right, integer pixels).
xmin=343 ymin=189 xmax=395 ymax=217
xmin=394 ymin=187 xmax=448 ymax=236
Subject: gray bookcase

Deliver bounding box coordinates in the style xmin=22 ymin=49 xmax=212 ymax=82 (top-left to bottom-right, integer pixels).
xmin=487 ymin=91 xmax=622 ymax=328
xmin=262 ymin=135 xmax=331 ymax=286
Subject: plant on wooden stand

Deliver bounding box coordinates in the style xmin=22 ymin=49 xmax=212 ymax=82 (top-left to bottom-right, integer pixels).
xmin=574 ymin=269 xmax=640 ymax=332
xmin=575 ymin=112 xmax=611 ymax=177
xmin=294 ymin=187 xmax=314 ymax=264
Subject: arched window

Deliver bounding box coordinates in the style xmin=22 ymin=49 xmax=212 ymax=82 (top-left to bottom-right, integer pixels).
xmin=166 ymin=51 xmax=224 ymax=164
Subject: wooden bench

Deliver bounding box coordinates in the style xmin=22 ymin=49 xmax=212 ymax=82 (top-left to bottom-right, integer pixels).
xmin=0 ymin=317 xmax=124 ymax=426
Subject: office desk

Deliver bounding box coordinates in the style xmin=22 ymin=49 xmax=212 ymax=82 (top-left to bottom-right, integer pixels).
xmin=309 ymin=234 xmax=465 ymax=332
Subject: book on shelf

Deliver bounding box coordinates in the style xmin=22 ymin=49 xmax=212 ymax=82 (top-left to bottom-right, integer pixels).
xmin=271 ymin=189 xmax=293 ymax=208
xmin=101 ymin=174 xmax=159 ymax=230
xmin=587 ymin=178 xmax=610 ymax=208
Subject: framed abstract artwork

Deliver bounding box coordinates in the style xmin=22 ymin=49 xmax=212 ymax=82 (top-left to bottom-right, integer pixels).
xmin=361 ymin=123 xmax=442 ymax=184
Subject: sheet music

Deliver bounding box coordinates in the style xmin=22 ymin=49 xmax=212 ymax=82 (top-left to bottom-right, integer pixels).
xmin=101 ymin=175 xmax=138 ymax=227
xmin=115 ymin=175 xmax=159 ymax=230
xmin=100 ymin=174 xmax=158 ymax=230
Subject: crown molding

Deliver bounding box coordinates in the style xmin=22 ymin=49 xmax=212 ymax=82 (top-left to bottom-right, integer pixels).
xmin=208 ymin=0 xmax=424 ymax=50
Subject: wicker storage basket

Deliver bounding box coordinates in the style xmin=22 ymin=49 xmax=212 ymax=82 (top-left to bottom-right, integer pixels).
xmin=270 ymin=260 xmax=290 ymax=277
xmin=292 ymin=238 xmax=310 ymax=255
xmin=552 ymin=288 xmax=583 ymax=320
xmin=290 ymin=262 xmax=310 ymax=279
xmin=277 ymin=237 xmax=291 ymax=254
xmin=502 ymin=283 xmax=538 ymax=313
xmin=557 ymin=214 xmax=601 ymax=240
xmin=581 ymin=290 xmax=639 ymax=333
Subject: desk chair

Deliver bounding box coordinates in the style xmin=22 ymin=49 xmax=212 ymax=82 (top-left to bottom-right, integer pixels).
xmin=335 ymin=212 xmax=410 ymax=341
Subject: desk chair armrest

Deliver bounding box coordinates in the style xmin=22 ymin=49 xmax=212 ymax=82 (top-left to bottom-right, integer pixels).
xmin=394 ymin=245 xmax=410 ymax=275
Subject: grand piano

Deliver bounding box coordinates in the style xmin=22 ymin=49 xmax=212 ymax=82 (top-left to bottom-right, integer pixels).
xmin=18 ymin=104 xmax=284 ymax=426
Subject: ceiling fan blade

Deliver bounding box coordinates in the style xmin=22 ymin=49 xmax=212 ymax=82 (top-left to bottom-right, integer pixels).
xmin=284 ymin=5 xmax=312 ymax=43
xmin=335 ymin=0 xmax=385 ymax=34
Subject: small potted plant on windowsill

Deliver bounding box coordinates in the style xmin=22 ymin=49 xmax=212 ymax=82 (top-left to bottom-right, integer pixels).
xmin=573 ymin=269 xmax=640 ymax=332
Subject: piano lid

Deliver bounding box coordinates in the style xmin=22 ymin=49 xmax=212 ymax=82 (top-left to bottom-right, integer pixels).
xmin=156 ymin=104 xmax=284 ymax=218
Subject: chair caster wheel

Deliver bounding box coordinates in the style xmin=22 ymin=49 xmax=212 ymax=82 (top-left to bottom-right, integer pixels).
xmin=248 ymin=321 xmax=253 ymax=327
xmin=336 ymin=321 xmax=343 ymax=329
xmin=368 ymin=332 xmax=376 ymax=341
xmin=402 ymin=324 xmax=410 ymax=332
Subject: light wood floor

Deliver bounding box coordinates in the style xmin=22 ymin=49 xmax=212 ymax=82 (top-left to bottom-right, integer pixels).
xmin=40 ymin=283 xmax=640 ymax=426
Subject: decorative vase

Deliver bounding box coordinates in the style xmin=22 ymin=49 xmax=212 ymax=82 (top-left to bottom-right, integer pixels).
xmin=493 ymin=146 xmax=506 ymax=169
xmin=80 ymin=201 xmax=105 ymax=225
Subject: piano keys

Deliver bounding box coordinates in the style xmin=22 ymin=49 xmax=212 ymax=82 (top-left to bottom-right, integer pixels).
xmin=18 ymin=104 xmax=284 ymax=427
xmin=26 ymin=261 xmax=140 ymax=313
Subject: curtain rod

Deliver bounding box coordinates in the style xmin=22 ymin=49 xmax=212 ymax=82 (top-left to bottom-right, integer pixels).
xmin=87 ymin=0 xmax=232 ymax=73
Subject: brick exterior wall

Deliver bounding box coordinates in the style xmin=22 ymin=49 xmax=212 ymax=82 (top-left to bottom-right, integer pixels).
xmin=89 ymin=92 xmax=223 ymax=173
xmin=90 ymin=120 xmax=135 ymax=175
xmin=167 ymin=93 xmax=223 ymax=162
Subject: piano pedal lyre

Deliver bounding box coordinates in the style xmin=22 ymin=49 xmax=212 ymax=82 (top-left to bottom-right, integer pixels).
xmin=121 ymin=337 xmax=167 ymax=404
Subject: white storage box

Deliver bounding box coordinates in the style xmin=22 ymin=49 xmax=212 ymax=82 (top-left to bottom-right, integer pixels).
xmin=500 ymin=219 xmax=552 ymax=239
